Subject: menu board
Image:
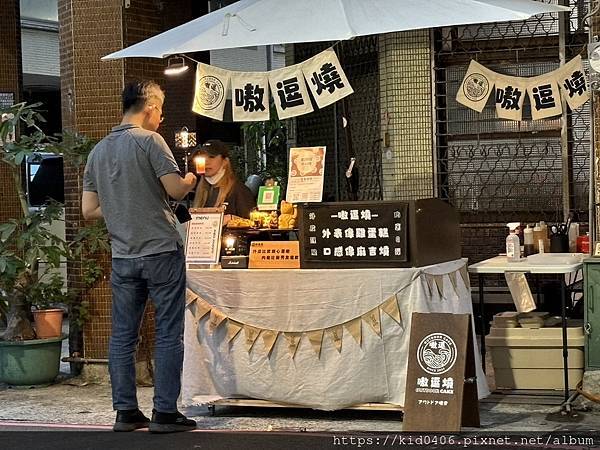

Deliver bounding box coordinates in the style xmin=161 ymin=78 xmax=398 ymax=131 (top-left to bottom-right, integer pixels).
xmin=0 ymin=92 xmax=14 ymax=108
xmin=298 ymin=201 xmax=408 ymax=268
xmin=185 ymin=208 xmax=224 ymax=265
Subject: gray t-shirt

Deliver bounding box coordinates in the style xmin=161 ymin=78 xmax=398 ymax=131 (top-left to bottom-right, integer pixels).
xmin=83 ymin=124 xmax=182 ymax=258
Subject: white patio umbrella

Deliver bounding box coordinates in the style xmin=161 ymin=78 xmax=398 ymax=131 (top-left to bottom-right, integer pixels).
xmin=103 ymin=0 xmax=569 ymax=60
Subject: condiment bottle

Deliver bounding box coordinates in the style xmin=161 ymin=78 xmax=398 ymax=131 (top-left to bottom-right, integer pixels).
xmin=523 ymin=225 xmax=535 ymax=256
xmin=568 ymin=222 xmax=579 ymax=253
xmin=533 ymin=223 xmax=543 ymax=253
xmin=539 ymin=221 xmax=550 ymax=251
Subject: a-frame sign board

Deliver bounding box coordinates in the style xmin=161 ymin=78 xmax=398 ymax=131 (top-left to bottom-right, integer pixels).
xmin=403 ymin=312 xmax=480 ymax=432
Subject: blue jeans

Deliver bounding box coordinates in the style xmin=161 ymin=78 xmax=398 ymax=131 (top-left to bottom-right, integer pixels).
xmin=109 ymin=245 xmax=186 ymax=413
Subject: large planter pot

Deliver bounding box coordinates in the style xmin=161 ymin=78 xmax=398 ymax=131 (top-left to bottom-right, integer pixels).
xmin=33 ymin=308 xmax=64 ymax=338
xmin=0 ymin=334 xmax=66 ymax=386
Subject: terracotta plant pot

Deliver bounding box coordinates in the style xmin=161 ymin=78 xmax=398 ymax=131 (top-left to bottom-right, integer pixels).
xmin=33 ymin=308 xmax=64 ymax=339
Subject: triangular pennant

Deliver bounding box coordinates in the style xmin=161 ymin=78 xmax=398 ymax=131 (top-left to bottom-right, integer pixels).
xmin=362 ymin=308 xmax=382 ymax=337
xmin=226 ymin=320 xmax=243 ymax=343
xmin=420 ymin=271 xmax=432 ymax=297
xmin=186 ymin=288 xmax=198 ymax=306
xmin=449 ymin=269 xmax=459 ymax=295
xmin=425 ymin=273 xmax=440 ymax=298
xmin=381 ymin=295 xmax=402 ymax=325
xmin=307 ymin=329 xmax=324 ymax=357
xmin=208 ymin=308 xmax=227 ymax=333
xmin=459 ymin=265 xmax=470 ymax=287
xmin=434 ymin=275 xmax=445 ymax=300
xmin=261 ymin=330 xmax=279 ymax=357
xmin=283 ymin=332 xmax=302 ymax=358
xmin=194 ymin=299 xmax=212 ymax=321
xmin=344 ymin=318 xmax=362 ymax=347
xmin=243 ymin=325 xmax=261 ymax=353
xmin=326 ymin=325 xmax=344 ymax=353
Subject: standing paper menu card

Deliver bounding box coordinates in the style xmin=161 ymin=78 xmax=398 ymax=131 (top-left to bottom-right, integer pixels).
xmin=286 ymin=146 xmax=326 ymax=203
xmin=186 ymin=207 xmax=224 ymax=265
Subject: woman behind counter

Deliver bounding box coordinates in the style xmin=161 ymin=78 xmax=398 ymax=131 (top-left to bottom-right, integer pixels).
xmin=191 ymin=140 xmax=256 ymax=221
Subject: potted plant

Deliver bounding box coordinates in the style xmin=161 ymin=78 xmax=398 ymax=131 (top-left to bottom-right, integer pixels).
xmin=0 ymin=103 xmax=106 ymax=385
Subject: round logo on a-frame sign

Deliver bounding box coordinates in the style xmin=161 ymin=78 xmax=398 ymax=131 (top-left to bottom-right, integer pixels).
xmin=417 ymin=332 xmax=457 ymax=375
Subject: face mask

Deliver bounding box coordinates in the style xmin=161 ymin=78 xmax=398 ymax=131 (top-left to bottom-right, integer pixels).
xmin=205 ymin=166 xmax=226 ymax=185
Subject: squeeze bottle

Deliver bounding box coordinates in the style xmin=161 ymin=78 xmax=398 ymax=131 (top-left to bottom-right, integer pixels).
xmin=506 ymin=222 xmax=522 ymax=262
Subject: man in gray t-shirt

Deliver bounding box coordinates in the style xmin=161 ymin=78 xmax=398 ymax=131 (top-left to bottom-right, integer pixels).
xmin=82 ymin=81 xmax=197 ymax=433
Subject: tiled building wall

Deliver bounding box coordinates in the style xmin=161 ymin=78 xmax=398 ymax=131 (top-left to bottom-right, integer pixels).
xmin=0 ymin=0 xmax=24 ymax=224
xmin=59 ymin=0 xmax=197 ymax=360
xmin=378 ymin=31 xmax=434 ymax=201
xmin=58 ymin=0 xmax=125 ymax=359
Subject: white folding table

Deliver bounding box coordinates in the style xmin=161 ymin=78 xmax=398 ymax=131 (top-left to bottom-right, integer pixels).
xmin=468 ymin=255 xmax=584 ymax=411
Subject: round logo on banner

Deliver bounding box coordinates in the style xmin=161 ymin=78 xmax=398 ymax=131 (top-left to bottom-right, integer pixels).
xmin=417 ymin=333 xmax=457 ymax=375
xmin=463 ymin=73 xmax=489 ymax=102
xmin=198 ymin=76 xmax=225 ymax=111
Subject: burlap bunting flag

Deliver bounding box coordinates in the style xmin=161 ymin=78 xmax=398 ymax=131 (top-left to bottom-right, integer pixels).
xmin=226 ymin=320 xmax=243 ymax=343
xmin=434 ymin=275 xmax=446 ymax=301
xmin=307 ymin=329 xmax=324 ymax=357
xmin=194 ymin=299 xmax=212 ymax=321
xmin=344 ymin=318 xmax=362 ymax=347
xmin=363 ymin=308 xmax=382 ymax=337
xmin=459 ymin=265 xmax=470 ymax=288
xmin=421 ymin=271 xmax=432 ymax=297
xmin=425 ymin=273 xmax=439 ymax=299
xmin=284 ymin=332 xmax=302 ymax=358
xmin=381 ymin=295 xmax=402 ymax=325
xmin=261 ymin=330 xmax=279 ymax=356
xmin=327 ymin=325 xmax=344 ymax=353
xmin=189 ymin=263 xmax=470 ymax=357
xmin=186 ymin=288 xmax=198 ymax=306
xmin=449 ymin=269 xmax=459 ymax=295
xmin=208 ymin=308 xmax=227 ymax=333
xmin=243 ymin=325 xmax=260 ymax=352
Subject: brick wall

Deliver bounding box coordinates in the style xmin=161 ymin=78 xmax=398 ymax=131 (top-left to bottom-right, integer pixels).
xmin=0 ymin=0 xmax=24 ymax=224
xmin=59 ymin=0 xmax=197 ymax=360
xmin=59 ymin=0 xmax=125 ymax=359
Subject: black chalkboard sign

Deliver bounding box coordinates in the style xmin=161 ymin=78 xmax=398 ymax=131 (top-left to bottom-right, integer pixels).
xmin=298 ymin=201 xmax=408 ymax=268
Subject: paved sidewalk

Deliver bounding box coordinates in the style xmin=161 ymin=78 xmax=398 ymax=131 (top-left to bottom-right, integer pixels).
xmin=2 ymin=323 xmax=599 ymax=433
xmin=1 ymin=378 xmax=600 ymax=433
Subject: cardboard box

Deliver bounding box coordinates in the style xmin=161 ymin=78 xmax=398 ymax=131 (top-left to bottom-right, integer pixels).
xmin=485 ymin=325 xmax=584 ymax=390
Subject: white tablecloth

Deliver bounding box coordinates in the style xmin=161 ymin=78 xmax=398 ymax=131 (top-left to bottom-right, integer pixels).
xmin=182 ymin=259 xmax=489 ymax=410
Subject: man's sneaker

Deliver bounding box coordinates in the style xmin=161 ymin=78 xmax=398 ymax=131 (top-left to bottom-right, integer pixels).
xmin=149 ymin=409 xmax=197 ymax=433
xmin=113 ymin=409 xmax=150 ymax=432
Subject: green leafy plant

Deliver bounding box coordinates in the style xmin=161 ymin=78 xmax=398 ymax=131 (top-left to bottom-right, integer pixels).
xmin=0 ymin=102 xmax=106 ymax=340
xmin=240 ymin=102 xmax=288 ymax=190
